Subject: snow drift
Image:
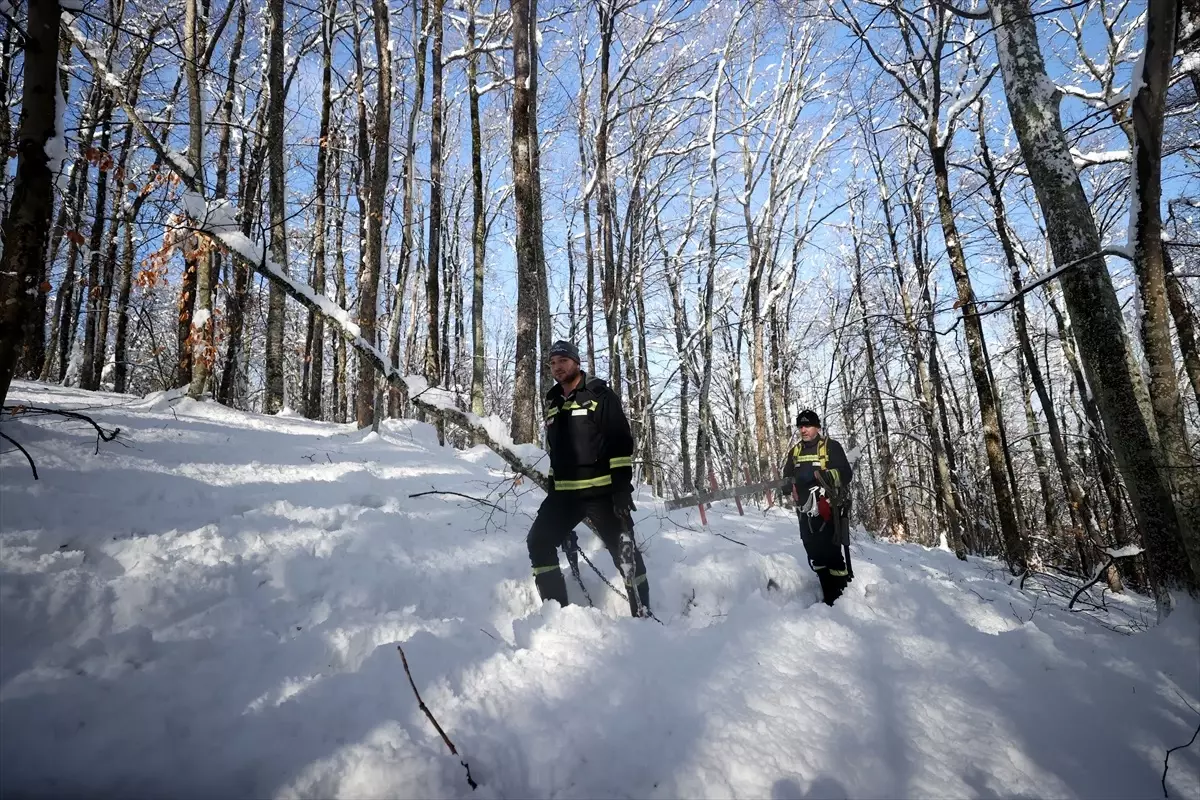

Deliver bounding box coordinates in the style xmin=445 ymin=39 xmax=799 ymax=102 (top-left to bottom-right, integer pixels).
xmin=1 ymin=381 xmax=1197 ymax=799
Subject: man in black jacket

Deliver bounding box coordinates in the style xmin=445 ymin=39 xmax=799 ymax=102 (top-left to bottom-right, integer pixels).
xmin=526 ymin=341 xmax=651 ymax=617
xmin=782 ymin=409 xmax=853 ymax=606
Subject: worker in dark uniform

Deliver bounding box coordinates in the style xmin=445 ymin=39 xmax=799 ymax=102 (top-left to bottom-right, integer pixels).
xmin=782 ymin=409 xmax=853 ymax=606
xmin=526 ymin=341 xmax=651 ymax=617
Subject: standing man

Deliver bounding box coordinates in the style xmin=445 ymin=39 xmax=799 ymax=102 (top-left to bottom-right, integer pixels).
xmin=783 ymin=409 xmax=854 ymax=606
xmin=526 ymin=341 xmax=651 ymax=617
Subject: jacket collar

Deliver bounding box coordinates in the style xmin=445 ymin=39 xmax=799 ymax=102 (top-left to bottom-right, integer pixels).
xmin=546 ymin=370 xmax=588 ymax=402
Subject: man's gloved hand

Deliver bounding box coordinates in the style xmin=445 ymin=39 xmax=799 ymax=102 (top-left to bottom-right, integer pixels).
xmin=614 ymin=490 xmax=636 ymax=513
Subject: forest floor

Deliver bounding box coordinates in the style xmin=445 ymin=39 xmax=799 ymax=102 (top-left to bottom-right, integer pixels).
xmin=2 ymin=380 xmax=1198 ymax=799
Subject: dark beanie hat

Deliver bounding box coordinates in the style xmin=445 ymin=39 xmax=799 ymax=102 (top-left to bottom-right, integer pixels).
xmin=548 ymin=340 xmax=581 ymax=364
xmin=796 ymin=409 xmax=821 ymax=428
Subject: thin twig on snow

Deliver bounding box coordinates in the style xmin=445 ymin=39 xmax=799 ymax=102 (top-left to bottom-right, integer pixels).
xmin=1162 ymin=719 xmax=1200 ymax=798
xmin=0 ymin=431 xmax=38 ymax=479
xmin=408 ymin=490 xmax=503 ymax=512
xmin=397 ymin=646 xmax=478 ymax=791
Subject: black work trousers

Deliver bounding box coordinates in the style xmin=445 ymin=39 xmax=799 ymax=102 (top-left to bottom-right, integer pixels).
xmin=798 ymin=511 xmax=849 ymax=606
xmin=527 ymin=491 xmax=650 ymax=617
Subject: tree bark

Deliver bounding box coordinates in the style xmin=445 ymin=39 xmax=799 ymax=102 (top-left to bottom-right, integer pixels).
xmin=596 ymin=1 xmax=618 ymax=384
xmin=264 ymin=0 xmax=288 ymax=413
xmin=425 ymin=0 xmax=445 ymax=385
xmin=185 ymin=0 xmax=213 ymax=398
xmin=304 ymin=0 xmax=336 ymax=419
xmin=930 ymin=142 xmax=1026 ymax=570
xmin=80 ymin=97 xmax=114 ymax=390
xmin=0 ymin=0 xmax=62 ymax=407
xmin=509 ymin=0 xmax=539 ymax=444
xmin=1164 ymin=251 xmax=1200 ymax=412
xmin=387 ymin=0 xmax=428 ymax=416
xmin=1127 ymin=0 xmax=1200 ymax=589
xmin=850 ymin=198 xmax=905 ymax=537
xmin=468 ymin=0 xmax=486 ymax=417
xmin=990 ymin=0 xmax=1193 ymax=600
xmin=355 ymin=0 xmax=393 ymax=426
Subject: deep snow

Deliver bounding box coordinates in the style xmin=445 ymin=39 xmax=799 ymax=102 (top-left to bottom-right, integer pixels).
xmin=1 ymin=380 xmax=1197 ymax=799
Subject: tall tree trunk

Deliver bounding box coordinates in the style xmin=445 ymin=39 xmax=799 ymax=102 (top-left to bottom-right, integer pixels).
xmin=509 ymin=0 xmax=539 ymax=443
xmin=595 ymin=2 xmax=618 ymax=383
xmin=1128 ymin=0 xmax=1200 ymax=588
xmin=929 ymin=142 xmax=1026 ymax=571
xmin=990 ymin=0 xmax=1193 ymax=600
xmin=355 ymin=0 xmax=392 ymax=426
xmin=210 ymin=0 xmax=244 ymax=401
xmin=303 ymin=0 xmax=335 ymax=419
xmin=425 ymin=0 xmax=444 ymax=384
xmin=94 ymin=32 xmax=155 ymax=391
xmin=1164 ymin=251 xmax=1200 ymax=412
xmin=528 ymin=0 xmax=552 ymax=399
xmin=45 ymin=127 xmax=94 ymax=382
xmin=219 ymin=70 xmax=262 ymax=406
xmin=1016 ymin=341 xmax=1061 ymax=541
xmin=264 ymin=0 xmax=288 ymax=413
xmin=0 ymin=0 xmax=62 ymax=406
xmin=468 ymin=0 xmax=486 ymax=417
xmin=41 ymin=48 xmax=98 ymax=383
xmin=978 ymin=110 xmax=1105 ymax=573
xmin=850 ymin=200 xmax=905 ymax=537
xmin=576 ymin=58 xmax=597 ymax=373
xmin=387 ymin=0 xmax=428 ymax=416
xmin=1045 ymin=283 xmax=1132 ymax=589
xmin=333 ymin=141 xmax=349 ymax=422
xmin=80 ymin=97 xmax=114 ymax=390
xmin=185 ymin=0 xmax=212 ymax=398
xmin=696 ymin=27 xmax=733 ymax=493
xmin=662 ymin=226 xmax=692 ymax=492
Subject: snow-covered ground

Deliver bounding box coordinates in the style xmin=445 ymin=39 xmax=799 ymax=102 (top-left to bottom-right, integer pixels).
xmin=2 ymin=380 xmax=1198 ymax=800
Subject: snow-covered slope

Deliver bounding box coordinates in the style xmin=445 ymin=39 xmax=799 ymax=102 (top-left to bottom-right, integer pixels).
xmin=2 ymin=381 xmax=1198 ymax=800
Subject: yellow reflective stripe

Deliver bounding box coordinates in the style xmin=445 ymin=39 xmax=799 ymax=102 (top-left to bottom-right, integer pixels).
xmin=546 ymin=406 xmax=561 ymax=418
xmin=793 ymin=439 xmax=829 ymax=468
xmin=609 ymin=456 xmax=633 ymax=469
xmin=624 ymin=573 xmax=648 ymax=586
xmin=828 ymin=569 xmax=848 ymax=577
xmin=553 ymin=475 xmax=613 ymax=491
xmin=532 ymin=565 xmax=561 ymax=576
xmin=813 ymin=565 xmax=827 ymax=571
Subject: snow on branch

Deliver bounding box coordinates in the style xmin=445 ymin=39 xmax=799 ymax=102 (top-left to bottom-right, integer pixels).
xmin=63 ymin=14 xmax=549 ymax=494
xmin=1071 ymin=148 xmax=1132 ymax=168
xmin=1069 ymin=546 xmax=1145 ymax=611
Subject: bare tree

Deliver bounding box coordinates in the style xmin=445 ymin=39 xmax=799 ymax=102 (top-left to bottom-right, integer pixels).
xmin=988 ymin=0 xmax=1196 ymax=599
xmin=510 ymin=0 xmax=540 ymax=444
xmin=0 ymin=0 xmax=62 ymax=407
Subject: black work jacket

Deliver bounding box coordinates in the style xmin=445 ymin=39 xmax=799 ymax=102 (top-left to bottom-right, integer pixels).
xmin=543 ymin=373 xmax=634 ymax=496
xmin=782 ymin=436 xmax=853 ymax=494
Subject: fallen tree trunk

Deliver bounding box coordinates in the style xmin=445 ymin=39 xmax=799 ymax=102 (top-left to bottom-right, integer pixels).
xmin=63 ymin=14 xmax=549 ymax=492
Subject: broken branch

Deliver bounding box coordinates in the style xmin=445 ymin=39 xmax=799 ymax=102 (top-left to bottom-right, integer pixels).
xmin=62 ymin=15 xmax=548 ymax=493
xmin=1162 ymin=718 xmax=1200 ymax=798
xmin=0 ymin=430 xmax=38 ymax=479
xmin=397 ymin=645 xmax=478 ymax=791
xmin=408 ymin=490 xmax=503 ymax=512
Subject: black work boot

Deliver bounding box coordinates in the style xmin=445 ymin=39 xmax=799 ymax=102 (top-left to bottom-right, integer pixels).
xmin=817 ymin=570 xmax=846 ymax=606
xmin=534 ymin=567 xmax=569 ymax=607
xmin=619 ymin=534 xmax=651 ymax=617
